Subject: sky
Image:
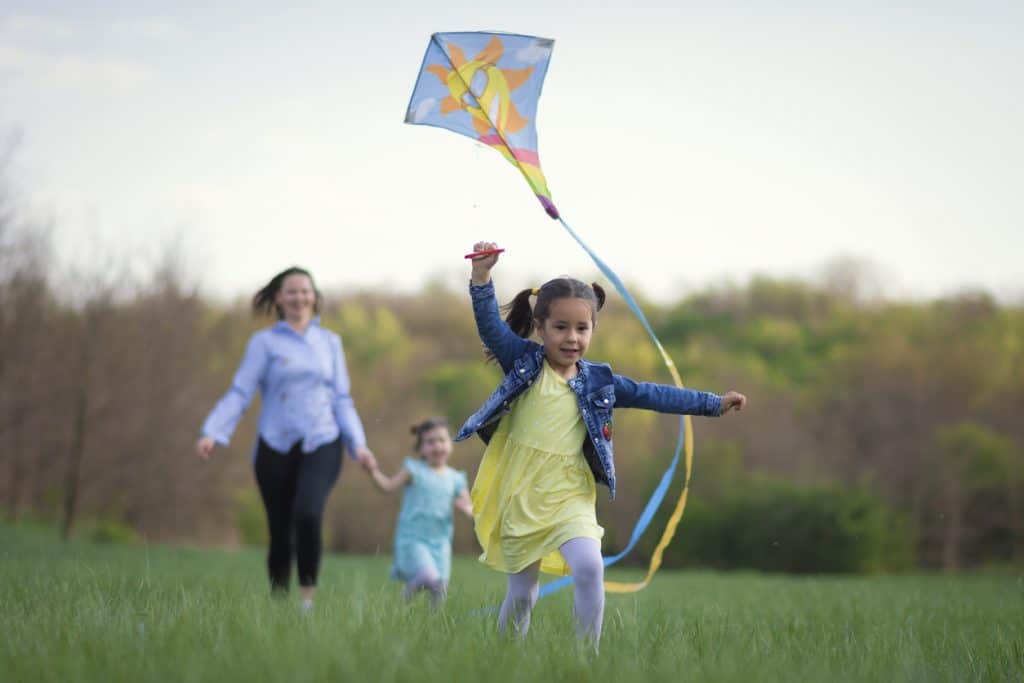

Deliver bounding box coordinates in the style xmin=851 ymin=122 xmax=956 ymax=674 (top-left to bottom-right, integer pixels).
xmin=2 ymin=1 xmax=1022 ymax=303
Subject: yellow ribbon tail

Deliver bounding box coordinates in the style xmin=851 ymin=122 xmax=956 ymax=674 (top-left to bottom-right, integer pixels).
xmin=603 ymin=344 xmax=694 ymax=594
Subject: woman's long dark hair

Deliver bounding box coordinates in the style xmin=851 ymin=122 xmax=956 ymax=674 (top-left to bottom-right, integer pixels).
xmin=252 ymin=266 xmax=322 ymax=319
xmin=486 ymin=277 xmax=606 ymax=362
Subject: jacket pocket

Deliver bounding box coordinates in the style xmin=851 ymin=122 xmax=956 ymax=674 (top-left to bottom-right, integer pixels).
xmin=587 ymin=387 xmax=616 ymax=410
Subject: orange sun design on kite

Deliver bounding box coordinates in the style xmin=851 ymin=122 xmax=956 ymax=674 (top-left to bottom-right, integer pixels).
xmin=426 ymin=36 xmax=534 ymax=138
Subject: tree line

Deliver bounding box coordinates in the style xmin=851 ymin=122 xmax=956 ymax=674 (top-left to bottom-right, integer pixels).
xmin=2 ymin=174 xmax=1021 ymax=572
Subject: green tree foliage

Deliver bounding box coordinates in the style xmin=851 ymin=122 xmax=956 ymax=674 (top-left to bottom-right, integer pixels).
xmin=924 ymin=422 xmax=1023 ymax=570
xmin=1 ymin=214 xmax=1021 ymax=570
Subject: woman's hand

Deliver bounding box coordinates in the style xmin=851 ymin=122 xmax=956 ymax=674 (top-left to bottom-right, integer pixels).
xmin=195 ymin=436 xmax=216 ymax=461
xmin=355 ymin=445 xmax=378 ymax=472
xmin=469 ymin=241 xmax=500 ymax=285
xmin=720 ymin=391 xmax=747 ymax=415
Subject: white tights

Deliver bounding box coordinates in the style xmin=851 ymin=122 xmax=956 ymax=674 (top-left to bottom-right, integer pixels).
xmin=497 ymin=537 xmax=604 ymax=642
xmin=404 ymin=566 xmax=446 ymax=607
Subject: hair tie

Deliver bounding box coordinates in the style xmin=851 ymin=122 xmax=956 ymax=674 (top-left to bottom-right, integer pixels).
xmin=531 ymin=287 xmax=539 ymax=295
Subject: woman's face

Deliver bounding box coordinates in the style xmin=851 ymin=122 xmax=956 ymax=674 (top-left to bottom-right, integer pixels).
xmin=275 ymin=273 xmax=316 ymax=321
xmin=418 ymin=426 xmax=453 ymax=468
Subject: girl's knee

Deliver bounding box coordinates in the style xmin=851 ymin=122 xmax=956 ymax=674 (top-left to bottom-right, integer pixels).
xmin=509 ymin=595 xmax=535 ymax=615
xmin=573 ymin=557 xmax=604 ymax=588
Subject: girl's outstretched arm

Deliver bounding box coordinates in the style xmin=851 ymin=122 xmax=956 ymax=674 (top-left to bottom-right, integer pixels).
xmin=365 ymin=463 xmax=411 ymax=493
xmin=454 ymin=489 xmax=474 ymax=519
xmin=613 ymin=375 xmax=747 ymax=416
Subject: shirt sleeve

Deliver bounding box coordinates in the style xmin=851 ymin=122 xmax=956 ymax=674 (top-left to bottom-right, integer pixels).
xmin=201 ymin=333 xmax=269 ymax=445
xmin=469 ymin=280 xmax=533 ymax=373
xmin=403 ymin=457 xmax=420 ymax=484
xmin=330 ymin=332 xmax=368 ymax=458
xmin=612 ymin=373 xmax=722 ymax=416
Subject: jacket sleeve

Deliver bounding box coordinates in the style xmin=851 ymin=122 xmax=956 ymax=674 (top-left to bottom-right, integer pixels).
xmin=330 ymin=332 xmax=368 ymax=459
xmin=201 ymin=333 xmax=268 ymax=445
xmin=612 ymin=373 xmax=722 ymax=416
xmin=469 ymin=280 xmax=532 ymax=373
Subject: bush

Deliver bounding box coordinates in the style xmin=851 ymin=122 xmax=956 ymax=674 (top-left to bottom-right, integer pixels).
xmin=657 ymin=478 xmax=916 ymax=574
xmin=86 ymin=517 xmax=140 ymax=545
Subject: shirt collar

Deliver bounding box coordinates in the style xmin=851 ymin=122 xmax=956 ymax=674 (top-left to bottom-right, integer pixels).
xmin=273 ymin=316 xmax=321 ymax=335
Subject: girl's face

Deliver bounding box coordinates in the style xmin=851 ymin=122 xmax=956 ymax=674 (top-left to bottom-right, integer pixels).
xmin=275 ymin=273 xmax=316 ymax=322
xmin=418 ymin=426 xmax=453 ymax=468
xmin=535 ymin=296 xmax=594 ymax=375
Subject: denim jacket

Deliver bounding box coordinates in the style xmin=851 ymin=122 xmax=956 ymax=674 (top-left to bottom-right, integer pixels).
xmin=454 ymin=280 xmax=723 ymax=499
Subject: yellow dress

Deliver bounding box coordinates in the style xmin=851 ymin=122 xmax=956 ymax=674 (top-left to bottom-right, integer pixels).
xmin=471 ymin=359 xmax=604 ymax=576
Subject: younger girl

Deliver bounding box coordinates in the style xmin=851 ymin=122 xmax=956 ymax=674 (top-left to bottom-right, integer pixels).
xmin=363 ymin=417 xmax=473 ymax=606
xmin=459 ymin=241 xmax=747 ymax=645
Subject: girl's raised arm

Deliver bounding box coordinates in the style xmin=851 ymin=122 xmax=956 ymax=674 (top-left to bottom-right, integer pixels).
xmin=468 ymin=241 xmax=531 ymax=371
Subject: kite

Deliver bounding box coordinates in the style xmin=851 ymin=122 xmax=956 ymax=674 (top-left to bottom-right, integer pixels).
xmin=405 ymin=31 xmax=697 ymax=595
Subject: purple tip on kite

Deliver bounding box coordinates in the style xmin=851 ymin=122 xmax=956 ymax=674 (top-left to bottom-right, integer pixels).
xmin=538 ymin=195 xmax=560 ymax=220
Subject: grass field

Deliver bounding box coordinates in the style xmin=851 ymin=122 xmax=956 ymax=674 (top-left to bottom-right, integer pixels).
xmin=1 ymin=523 xmax=1021 ymax=682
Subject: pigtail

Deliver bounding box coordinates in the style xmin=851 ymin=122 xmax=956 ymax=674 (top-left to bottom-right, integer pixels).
xmin=485 ymin=288 xmax=535 ymax=363
xmin=482 ymin=279 xmax=605 ymax=362
xmin=502 ymin=288 xmax=536 ymax=338
xmin=591 ymin=283 xmax=606 ymax=312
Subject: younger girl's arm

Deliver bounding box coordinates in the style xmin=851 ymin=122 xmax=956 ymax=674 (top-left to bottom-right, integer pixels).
xmin=469 ymin=241 xmax=532 ymax=371
xmin=613 ymin=375 xmax=747 ymax=416
xmin=366 ymin=463 xmax=412 ymax=493
xmin=453 ymin=488 xmax=474 ymax=519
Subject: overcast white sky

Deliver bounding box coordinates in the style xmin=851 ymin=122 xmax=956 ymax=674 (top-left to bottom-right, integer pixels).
xmin=2 ymin=1 xmax=1021 ymax=302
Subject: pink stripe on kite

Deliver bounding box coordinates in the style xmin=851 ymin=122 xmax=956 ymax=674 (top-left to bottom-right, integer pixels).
xmin=478 ymin=134 xmax=505 ymax=146
xmin=511 ymin=148 xmax=540 ymax=166
xmin=476 ymin=136 xmax=541 ymax=167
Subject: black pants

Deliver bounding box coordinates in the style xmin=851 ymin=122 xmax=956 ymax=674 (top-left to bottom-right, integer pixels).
xmin=253 ymin=436 xmax=342 ymax=592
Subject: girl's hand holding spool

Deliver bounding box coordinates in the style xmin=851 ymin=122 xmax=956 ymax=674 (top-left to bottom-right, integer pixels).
xmin=469 ymin=241 xmax=501 ymax=285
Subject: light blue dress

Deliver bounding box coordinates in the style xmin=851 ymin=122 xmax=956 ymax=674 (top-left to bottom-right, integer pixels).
xmin=390 ymin=457 xmax=467 ymax=583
